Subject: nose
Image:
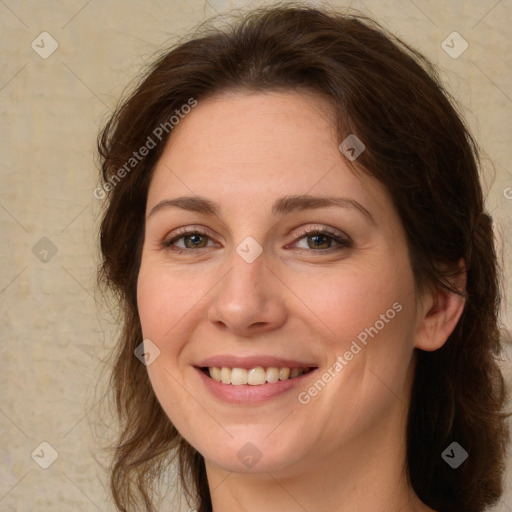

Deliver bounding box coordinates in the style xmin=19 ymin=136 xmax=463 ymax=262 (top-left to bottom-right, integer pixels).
xmin=208 ymin=249 xmax=287 ymax=337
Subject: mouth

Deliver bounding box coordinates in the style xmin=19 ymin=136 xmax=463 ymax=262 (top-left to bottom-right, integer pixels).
xmin=194 ymin=356 xmax=319 ymax=404
xmin=199 ymin=365 xmax=316 ymax=386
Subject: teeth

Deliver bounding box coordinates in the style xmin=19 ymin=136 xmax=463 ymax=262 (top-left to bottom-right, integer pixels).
xmin=266 ymin=367 xmax=279 ymax=383
xmin=231 ymin=367 xmax=248 ymax=385
xmin=290 ymin=368 xmax=300 ymax=378
xmin=247 ymin=367 xmax=266 ymax=385
xmin=279 ymin=367 xmax=290 ymax=380
xmin=207 ymin=366 xmax=311 ymax=385
xmin=220 ymin=367 xmax=231 ymax=384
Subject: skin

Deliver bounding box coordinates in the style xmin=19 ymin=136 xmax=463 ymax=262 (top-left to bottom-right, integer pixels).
xmin=136 ymin=89 xmax=465 ymax=512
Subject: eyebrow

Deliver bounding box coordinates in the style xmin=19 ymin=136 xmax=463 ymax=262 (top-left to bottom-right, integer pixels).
xmin=148 ymin=194 xmax=375 ymax=224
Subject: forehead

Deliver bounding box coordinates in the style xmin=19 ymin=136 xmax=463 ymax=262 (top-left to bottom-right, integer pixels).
xmin=161 ymin=89 xmax=338 ymax=167
xmin=147 ymin=90 xmax=391 ymax=218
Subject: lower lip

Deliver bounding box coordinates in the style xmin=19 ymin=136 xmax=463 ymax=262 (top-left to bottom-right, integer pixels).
xmin=195 ymin=367 xmax=317 ymax=405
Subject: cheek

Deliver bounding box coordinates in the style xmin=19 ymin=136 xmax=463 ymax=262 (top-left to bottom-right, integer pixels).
xmin=287 ymin=262 xmax=412 ymax=348
xmin=309 ymin=266 xmax=417 ymax=403
xmin=136 ymin=263 xmax=205 ymax=432
xmin=136 ymin=261 xmax=206 ymax=341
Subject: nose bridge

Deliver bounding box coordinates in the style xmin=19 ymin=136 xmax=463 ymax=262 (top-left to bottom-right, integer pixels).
xmin=218 ymin=227 xmax=269 ymax=296
xmin=219 ymin=246 xmax=269 ymax=310
xmin=208 ymin=242 xmax=286 ymax=333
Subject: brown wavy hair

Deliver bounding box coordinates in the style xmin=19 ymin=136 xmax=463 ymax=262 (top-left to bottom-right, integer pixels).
xmin=96 ymin=4 xmax=510 ymax=512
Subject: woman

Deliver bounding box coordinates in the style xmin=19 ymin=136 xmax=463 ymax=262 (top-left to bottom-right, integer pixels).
xmin=96 ymin=4 xmax=509 ymax=512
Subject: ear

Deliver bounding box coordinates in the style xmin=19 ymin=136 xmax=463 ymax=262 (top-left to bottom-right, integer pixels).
xmin=414 ymin=259 xmax=467 ymax=352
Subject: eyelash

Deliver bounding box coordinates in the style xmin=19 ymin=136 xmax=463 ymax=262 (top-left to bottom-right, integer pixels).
xmin=162 ymin=226 xmax=352 ymax=254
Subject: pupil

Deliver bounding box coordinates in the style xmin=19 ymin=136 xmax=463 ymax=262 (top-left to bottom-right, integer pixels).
xmin=186 ymin=234 xmax=205 ymax=248
xmin=309 ymin=235 xmax=329 ymax=249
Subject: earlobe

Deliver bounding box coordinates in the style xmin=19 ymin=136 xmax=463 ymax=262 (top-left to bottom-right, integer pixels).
xmin=414 ymin=259 xmax=467 ymax=352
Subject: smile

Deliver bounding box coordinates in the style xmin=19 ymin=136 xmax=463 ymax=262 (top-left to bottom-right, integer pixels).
xmin=203 ymin=366 xmax=315 ymax=385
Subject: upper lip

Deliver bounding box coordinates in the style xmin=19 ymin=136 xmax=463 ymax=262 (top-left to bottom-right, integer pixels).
xmin=196 ymin=355 xmax=318 ymax=369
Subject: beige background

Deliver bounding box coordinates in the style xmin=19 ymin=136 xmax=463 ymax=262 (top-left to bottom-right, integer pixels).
xmin=1 ymin=0 xmax=511 ymax=510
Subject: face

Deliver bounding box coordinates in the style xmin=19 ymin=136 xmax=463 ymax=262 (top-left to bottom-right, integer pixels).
xmin=137 ymin=89 xmax=423 ymax=477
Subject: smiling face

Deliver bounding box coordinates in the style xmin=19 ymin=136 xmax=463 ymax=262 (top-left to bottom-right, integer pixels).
xmin=136 ymin=89 xmax=424 ymax=477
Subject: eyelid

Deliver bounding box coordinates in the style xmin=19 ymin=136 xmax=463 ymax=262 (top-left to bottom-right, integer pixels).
xmin=163 ymin=225 xmax=217 ymax=247
xmin=286 ymin=225 xmax=352 ymax=251
xmin=162 ymin=223 xmax=352 ymax=255
xmin=291 ymin=224 xmax=350 ymax=241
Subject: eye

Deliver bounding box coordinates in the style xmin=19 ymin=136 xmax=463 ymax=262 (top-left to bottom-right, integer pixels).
xmin=290 ymin=227 xmax=352 ymax=252
xmin=162 ymin=226 xmax=352 ymax=254
xmin=163 ymin=228 xmax=218 ymax=252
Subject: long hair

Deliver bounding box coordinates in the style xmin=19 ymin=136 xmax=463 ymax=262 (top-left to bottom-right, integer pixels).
xmin=96 ymin=5 xmax=509 ymax=511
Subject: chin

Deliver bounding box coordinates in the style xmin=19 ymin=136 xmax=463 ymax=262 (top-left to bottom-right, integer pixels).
xmin=198 ymin=430 xmax=308 ymax=474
